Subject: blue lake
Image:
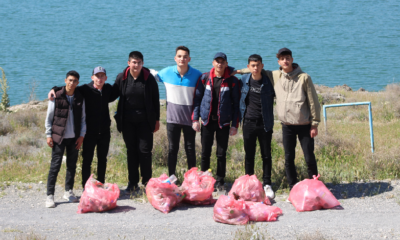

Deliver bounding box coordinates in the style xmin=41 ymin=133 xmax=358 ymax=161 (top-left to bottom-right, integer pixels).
xmin=1 ymin=0 xmax=399 ymax=105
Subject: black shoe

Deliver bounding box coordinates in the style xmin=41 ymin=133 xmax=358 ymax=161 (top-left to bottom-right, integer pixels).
xmin=124 ymin=183 xmax=139 ymax=195
xmin=214 ymin=181 xmax=225 ymax=192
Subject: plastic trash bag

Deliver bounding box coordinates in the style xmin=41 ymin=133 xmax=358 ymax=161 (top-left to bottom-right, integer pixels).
xmin=244 ymin=201 xmax=282 ymax=222
xmin=213 ymin=195 xmax=249 ymax=225
xmin=146 ymin=173 xmax=185 ymax=214
xmin=289 ymin=174 xmax=341 ymax=212
xmin=228 ymin=175 xmax=271 ymax=204
xmin=77 ymin=174 xmax=120 ymax=213
xmin=183 ymin=195 xmax=217 ymax=205
xmin=182 ymin=167 xmax=216 ymax=203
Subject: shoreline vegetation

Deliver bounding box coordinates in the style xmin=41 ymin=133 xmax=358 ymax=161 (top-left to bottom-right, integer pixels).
xmin=1 ymin=83 xmax=400 ymax=194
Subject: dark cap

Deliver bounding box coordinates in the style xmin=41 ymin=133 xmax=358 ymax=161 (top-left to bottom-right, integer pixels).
xmin=213 ymin=52 xmax=227 ymax=61
xmin=277 ymin=48 xmax=292 ymax=56
xmin=92 ymin=66 xmax=106 ymax=75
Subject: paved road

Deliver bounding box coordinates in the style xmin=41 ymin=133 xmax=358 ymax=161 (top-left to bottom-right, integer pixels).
xmin=0 ymin=180 xmax=399 ymax=239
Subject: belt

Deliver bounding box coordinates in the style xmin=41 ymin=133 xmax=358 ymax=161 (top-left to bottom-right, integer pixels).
xmin=244 ymin=118 xmax=264 ymax=125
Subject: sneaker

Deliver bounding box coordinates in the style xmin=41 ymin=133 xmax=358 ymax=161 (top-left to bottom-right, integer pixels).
xmin=46 ymin=195 xmax=55 ymax=208
xmin=263 ymin=185 xmax=275 ymax=200
xmin=63 ymin=190 xmax=79 ymax=202
xmin=214 ymin=182 xmax=225 ymax=192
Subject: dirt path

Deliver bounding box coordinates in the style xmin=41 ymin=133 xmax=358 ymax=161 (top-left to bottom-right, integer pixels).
xmin=1 ymin=180 xmax=400 ymax=240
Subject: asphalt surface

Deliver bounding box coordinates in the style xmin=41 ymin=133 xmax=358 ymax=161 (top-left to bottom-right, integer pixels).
xmin=0 ymin=180 xmax=399 ymax=240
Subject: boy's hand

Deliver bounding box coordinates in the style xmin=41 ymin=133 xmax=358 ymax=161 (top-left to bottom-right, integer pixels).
xmin=310 ymin=126 xmax=318 ymax=138
xmin=48 ymin=89 xmax=56 ymax=101
xmin=192 ymin=121 xmax=200 ymax=132
xmin=154 ymin=121 xmax=160 ymax=133
xmin=47 ymin=137 xmax=54 ymax=148
xmin=229 ymin=127 xmax=237 ymax=136
xmin=75 ymin=136 xmax=84 ymax=149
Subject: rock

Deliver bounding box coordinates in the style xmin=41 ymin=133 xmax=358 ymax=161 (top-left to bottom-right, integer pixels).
xmin=321 ymin=92 xmax=346 ymax=104
xmin=335 ymin=84 xmax=353 ymax=91
xmin=357 ymin=87 xmax=366 ymax=92
xmin=39 ymin=181 xmax=43 ymax=184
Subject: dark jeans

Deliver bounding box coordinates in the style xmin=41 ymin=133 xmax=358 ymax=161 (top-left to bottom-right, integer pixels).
xmin=200 ymin=120 xmax=230 ymax=184
xmin=243 ymin=119 xmax=273 ymax=186
xmin=282 ymin=123 xmax=318 ymax=189
xmin=167 ymin=123 xmax=196 ymax=176
xmin=122 ymin=119 xmax=153 ymax=186
xmin=47 ymin=138 xmax=79 ymax=196
xmin=81 ymin=131 xmax=111 ymax=188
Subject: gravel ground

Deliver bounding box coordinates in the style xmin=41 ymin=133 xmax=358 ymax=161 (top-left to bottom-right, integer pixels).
xmin=0 ymin=180 xmax=400 ymax=240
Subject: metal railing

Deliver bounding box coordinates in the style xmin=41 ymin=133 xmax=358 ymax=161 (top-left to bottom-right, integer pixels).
xmin=323 ymin=102 xmax=374 ymax=153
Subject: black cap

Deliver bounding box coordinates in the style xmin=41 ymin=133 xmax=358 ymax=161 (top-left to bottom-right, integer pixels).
xmin=213 ymin=52 xmax=227 ymax=61
xmin=277 ymin=48 xmax=292 ymax=56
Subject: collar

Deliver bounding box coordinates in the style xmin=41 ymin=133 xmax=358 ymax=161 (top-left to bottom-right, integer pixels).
xmin=173 ymin=65 xmax=192 ymax=76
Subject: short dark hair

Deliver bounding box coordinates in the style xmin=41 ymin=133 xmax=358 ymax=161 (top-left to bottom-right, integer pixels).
xmin=129 ymin=51 xmax=144 ymax=61
xmin=248 ymin=54 xmax=262 ymax=64
xmin=175 ymin=46 xmax=190 ymax=55
xmin=66 ymin=70 xmax=80 ymax=80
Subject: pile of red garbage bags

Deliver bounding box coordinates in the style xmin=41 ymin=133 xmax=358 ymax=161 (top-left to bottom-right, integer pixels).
xmin=289 ymin=174 xmax=340 ymax=212
xmin=213 ymin=175 xmax=282 ymax=225
xmin=77 ymin=174 xmax=120 ymax=214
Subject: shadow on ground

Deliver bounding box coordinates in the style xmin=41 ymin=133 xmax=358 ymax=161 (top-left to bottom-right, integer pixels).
xmin=326 ymin=181 xmax=393 ymax=200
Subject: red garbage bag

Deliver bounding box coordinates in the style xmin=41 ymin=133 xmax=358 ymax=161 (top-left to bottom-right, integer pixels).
xmin=228 ymin=175 xmax=271 ymax=204
xmin=213 ymin=195 xmax=249 ymax=225
xmin=182 ymin=167 xmax=216 ymax=203
xmin=244 ymin=201 xmax=282 ymax=222
xmin=289 ymin=174 xmax=340 ymax=212
xmin=77 ymin=174 xmax=120 ymax=213
xmin=146 ymin=174 xmax=184 ymax=214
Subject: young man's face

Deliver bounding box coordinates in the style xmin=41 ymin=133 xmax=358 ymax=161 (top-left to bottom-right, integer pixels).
xmin=212 ymin=58 xmax=228 ymax=74
xmin=278 ymin=55 xmax=293 ymax=71
xmin=64 ymin=75 xmax=79 ymax=92
xmin=91 ymin=72 xmax=107 ymax=89
xmin=174 ymin=50 xmax=191 ymax=67
xmin=247 ymin=61 xmax=264 ymax=76
xmin=127 ymin=58 xmax=143 ymax=75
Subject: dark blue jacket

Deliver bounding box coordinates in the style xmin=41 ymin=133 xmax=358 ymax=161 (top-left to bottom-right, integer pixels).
xmin=239 ymin=72 xmax=275 ymax=132
xmin=192 ymin=66 xmax=241 ymax=128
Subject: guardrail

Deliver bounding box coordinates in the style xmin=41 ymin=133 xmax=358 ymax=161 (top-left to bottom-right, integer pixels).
xmin=323 ymin=102 xmax=374 ymax=153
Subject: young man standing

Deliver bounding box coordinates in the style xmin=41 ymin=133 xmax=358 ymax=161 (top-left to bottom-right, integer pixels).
xmin=237 ymin=48 xmax=321 ymax=190
xmin=192 ymin=52 xmax=241 ymax=189
xmin=48 ymin=67 xmax=118 ymax=189
xmin=45 ymin=70 xmax=86 ymax=208
xmin=113 ymin=51 xmax=160 ymax=193
xmin=239 ymin=54 xmax=275 ymax=199
xmin=156 ymin=46 xmax=202 ymax=178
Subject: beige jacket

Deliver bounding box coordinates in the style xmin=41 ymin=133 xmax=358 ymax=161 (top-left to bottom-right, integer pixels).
xmin=240 ymin=64 xmax=320 ymax=126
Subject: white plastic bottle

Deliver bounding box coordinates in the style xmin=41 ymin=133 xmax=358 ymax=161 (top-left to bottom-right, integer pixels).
xmin=199 ymin=169 xmax=212 ymax=177
xmin=162 ymin=174 xmax=177 ymax=184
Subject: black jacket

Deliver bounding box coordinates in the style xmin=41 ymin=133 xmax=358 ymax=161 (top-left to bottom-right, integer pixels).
xmin=113 ymin=66 xmax=160 ymax=132
xmin=53 ymin=82 xmax=118 ymax=135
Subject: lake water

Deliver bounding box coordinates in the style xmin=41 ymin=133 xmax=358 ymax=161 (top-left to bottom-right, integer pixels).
xmin=1 ymin=0 xmax=399 ymax=105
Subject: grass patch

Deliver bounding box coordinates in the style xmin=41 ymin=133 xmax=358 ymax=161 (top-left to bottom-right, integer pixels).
xmin=232 ymin=224 xmax=270 ymax=240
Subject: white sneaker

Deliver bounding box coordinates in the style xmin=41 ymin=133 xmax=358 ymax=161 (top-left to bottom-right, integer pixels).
xmin=264 ymin=185 xmax=275 ymax=200
xmin=63 ymin=190 xmax=79 ymax=203
xmin=46 ymin=195 xmax=55 ymax=208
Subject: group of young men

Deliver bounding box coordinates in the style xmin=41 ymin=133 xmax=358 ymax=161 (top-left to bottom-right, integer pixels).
xmin=44 ymin=46 xmax=320 ymax=208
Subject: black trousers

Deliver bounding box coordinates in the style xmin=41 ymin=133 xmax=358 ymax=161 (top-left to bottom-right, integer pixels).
xmin=282 ymin=123 xmax=318 ymax=189
xmin=122 ymin=119 xmax=153 ymax=186
xmin=81 ymin=131 xmax=110 ymax=188
xmin=243 ymin=119 xmax=273 ymax=186
xmin=200 ymin=120 xmax=230 ymax=184
xmin=47 ymin=138 xmax=79 ymax=196
xmin=167 ymin=123 xmax=196 ymax=176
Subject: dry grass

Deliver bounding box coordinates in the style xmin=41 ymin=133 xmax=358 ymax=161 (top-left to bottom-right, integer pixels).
xmin=296 ymin=230 xmax=333 ymax=240
xmin=1 ymin=84 xmax=400 ymax=191
xmin=232 ymin=224 xmax=270 ymax=240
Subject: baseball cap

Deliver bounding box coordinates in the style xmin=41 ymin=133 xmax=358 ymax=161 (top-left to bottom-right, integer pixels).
xmin=213 ymin=52 xmax=227 ymax=61
xmin=277 ymin=48 xmax=292 ymax=56
xmin=92 ymin=66 xmax=107 ymax=75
